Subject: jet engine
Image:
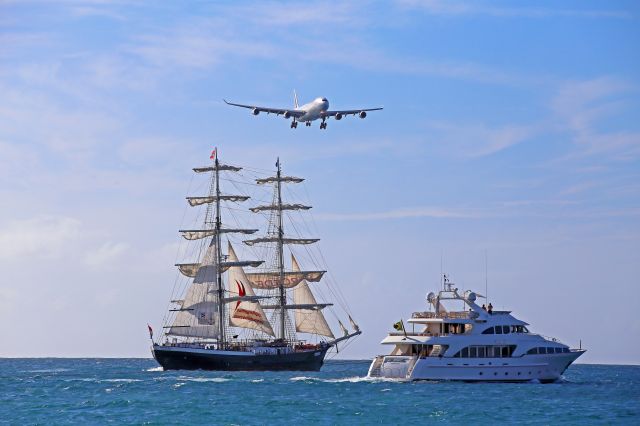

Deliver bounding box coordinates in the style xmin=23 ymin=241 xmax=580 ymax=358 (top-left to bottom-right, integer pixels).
xmin=335 ymin=113 xmax=343 ymax=121
xmin=359 ymin=111 xmax=367 ymax=119
xmin=283 ymin=111 xmax=291 ymax=119
xmin=252 ymin=108 xmax=260 ymax=116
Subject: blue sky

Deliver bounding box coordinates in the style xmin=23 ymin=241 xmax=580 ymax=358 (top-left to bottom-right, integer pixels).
xmin=0 ymin=1 xmax=638 ymax=364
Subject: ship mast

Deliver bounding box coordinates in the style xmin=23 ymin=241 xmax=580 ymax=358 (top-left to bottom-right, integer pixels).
xmin=245 ymin=159 xmax=324 ymax=343
xmin=214 ymin=155 xmax=225 ymax=347
xmin=167 ymin=151 xmax=263 ymax=345
xmin=275 ymin=158 xmax=286 ymax=341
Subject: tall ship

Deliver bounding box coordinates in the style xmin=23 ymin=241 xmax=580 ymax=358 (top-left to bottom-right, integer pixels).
xmin=367 ymin=275 xmax=585 ymax=382
xmin=151 ymin=153 xmax=361 ymax=371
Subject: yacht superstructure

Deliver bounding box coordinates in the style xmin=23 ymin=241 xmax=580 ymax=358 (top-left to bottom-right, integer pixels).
xmin=367 ymin=276 xmax=584 ymax=382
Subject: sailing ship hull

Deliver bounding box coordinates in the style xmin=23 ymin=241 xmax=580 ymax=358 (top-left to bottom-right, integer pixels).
xmin=152 ymin=344 xmax=329 ymax=371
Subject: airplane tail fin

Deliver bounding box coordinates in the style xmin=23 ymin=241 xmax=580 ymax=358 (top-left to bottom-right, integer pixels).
xmin=293 ymin=90 xmax=299 ymax=109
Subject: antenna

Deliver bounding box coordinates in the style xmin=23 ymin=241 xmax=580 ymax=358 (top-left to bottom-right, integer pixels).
xmin=440 ymin=249 xmax=443 ymax=290
xmin=485 ymin=249 xmax=488 ymax=303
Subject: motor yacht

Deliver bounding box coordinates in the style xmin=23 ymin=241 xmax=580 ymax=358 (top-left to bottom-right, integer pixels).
xmin=367 ymin=275 xmax=585 ymax=382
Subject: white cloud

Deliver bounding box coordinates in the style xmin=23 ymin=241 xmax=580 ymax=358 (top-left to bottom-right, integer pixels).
xmin=550 ymin=77 xmax=640 ymax=159
xmin=397 ymin=0 xmax=632 ymax=19
xmin=316 ymin=206 xmax=487 ymax=221
xmin=425 ymin=120 xmax=538 ymax=157
xmin=0 ymin=216 xmax=82 ymax=260
xmin=127 ymin=23 xmax=278 ymax=71
xmin=84 ymin=241 xmax=129 ymax=267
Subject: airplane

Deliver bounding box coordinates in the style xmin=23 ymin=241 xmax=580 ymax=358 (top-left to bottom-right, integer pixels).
xmin=223 ymin=92 xmax=382 ymax=129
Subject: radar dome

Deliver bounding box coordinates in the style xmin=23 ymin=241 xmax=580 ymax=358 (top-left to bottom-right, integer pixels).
xmin=465 ymin=291 xmax=477 ymax=302
xmin=426 ymin=292 xmax=436 ymax=303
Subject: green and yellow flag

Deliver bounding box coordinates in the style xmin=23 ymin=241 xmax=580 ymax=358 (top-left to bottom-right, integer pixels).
xmin=393 ymin=320 xmax=404 ymax=331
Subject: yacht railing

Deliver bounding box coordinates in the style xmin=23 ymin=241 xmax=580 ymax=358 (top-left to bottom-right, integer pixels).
xmin=412 ymin=311 xmax=479 ymax=320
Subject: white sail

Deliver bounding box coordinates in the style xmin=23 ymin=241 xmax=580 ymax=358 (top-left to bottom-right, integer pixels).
xmin=291 ymin=255 xmax=334 ymax=339
xmin=168 ymin=241 xmax=220 ymax=338
xmin=226 ymin=243 xmax=275 ymax=336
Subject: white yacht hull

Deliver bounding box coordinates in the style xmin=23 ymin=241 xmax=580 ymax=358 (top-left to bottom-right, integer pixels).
xmin=368 ymin=350 xmax=585 ymax=382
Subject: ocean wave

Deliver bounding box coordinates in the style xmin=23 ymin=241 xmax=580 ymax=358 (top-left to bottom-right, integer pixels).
xmin=289 ymin=376 xmax=405 ymax=383
xmin=177 ymin=377 xmax=230 ymax=383
xmin=24 ymin=369 xmax=70 ymax=373
xmin=100 ymin=379 xmax=142 ymax=383
xmin=145 ymin=367 xmax=164 ymax=372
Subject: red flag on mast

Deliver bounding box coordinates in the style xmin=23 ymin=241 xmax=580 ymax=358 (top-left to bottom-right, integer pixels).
xmin=147 ymin=324 xmax=153 ymax=339
xmin=210 ymin=148 xmax=217 ymax=160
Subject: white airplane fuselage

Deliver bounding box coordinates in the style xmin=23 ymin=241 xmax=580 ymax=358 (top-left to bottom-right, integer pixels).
xmin=295 ymin=98 xmax=330 ymax=122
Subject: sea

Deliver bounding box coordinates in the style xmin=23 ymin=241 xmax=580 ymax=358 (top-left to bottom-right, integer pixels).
xmin=1 ymin=359 xmax=638 ymax=424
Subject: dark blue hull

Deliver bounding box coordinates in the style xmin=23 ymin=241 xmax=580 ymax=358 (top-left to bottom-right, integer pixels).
xmin=152 ymin=344 xmax=328 ymax=371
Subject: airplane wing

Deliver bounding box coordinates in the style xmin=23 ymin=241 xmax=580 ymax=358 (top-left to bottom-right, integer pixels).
xmin=223 ymin=99 xmax=305 ymax=118
xmin=324 ymin=107 xmax=383 ymax=118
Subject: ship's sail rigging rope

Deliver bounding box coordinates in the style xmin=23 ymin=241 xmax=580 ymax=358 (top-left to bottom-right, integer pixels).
xmin=160 ymin=161 xmax=359 ymax=347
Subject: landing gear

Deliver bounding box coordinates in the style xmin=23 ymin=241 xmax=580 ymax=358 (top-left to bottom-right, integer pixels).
xmin=290 ymin=120 xmax=298 ymax=129
xmin=305 ymin=122 xmax=311 ymax=127
xmin=320 ymin=119 xmax=327 ymax=130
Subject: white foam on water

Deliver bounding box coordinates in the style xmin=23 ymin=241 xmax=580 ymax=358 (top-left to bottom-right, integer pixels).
xmin=178 ymin=377 xmax=230 ymax=383
xmin=173 ymin=382 xmax=185 ymax=388
xmin=26 ymin=369 xmax=70 ymax=373
xmin=289 ymin=376 xmax=405 ymax=384
xmin=100 ymin=379 xmax=142 ymax=383
xmin=251 ymin=379 xmax=264 ymax=383
xmin=289 ymin=376 xmax=314 ymax=382
xmin=145 ymin=367 xmax=164 ymax=372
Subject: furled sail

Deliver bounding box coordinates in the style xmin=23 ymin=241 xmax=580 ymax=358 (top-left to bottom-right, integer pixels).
xmin=193 ymin=164 xmax=242 ymax=173
xmin=176 ymin=260 xmax=264 ymax=278
xmin=187 ymin=195 xmax=250 ymax=206
xmin=256 ymin=176 xmax=304 ymax=184
xmin=244 ymin=237 xmax=319 ymax=246
xmin=245 ymin=270 xmax=325 ymax=289
xmin=180 ymin=228 xmax=258 ymax=240
xmin=249 ymin=203 xmax=311 ymax=212
xmin=291 ymin=255 xmax=334 ymax=338
xmin=226 ymin=243 xmax=275 ymax=336
xmin=167 ymin=241 xmax=220 ymax=338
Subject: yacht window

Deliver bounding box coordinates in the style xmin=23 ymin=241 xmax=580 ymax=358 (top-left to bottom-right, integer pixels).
xmin=495 ymin=326 xmax=503 ymax=334
xmin=540 ymin=347 xmax=548 ymax=354
xmin=478 ymin=347 xmax=486 ymax=358
xmin=554 ymin=347 xmax=562 ymax=354
xmin=502 ymin=325 xmax=510 ymax=334
xmin=562 ymin=348 xmax=570 ymax=353
xmin=470 ymin=347 xmax=477 ymax=357
xmin=527 ymin=347 xmax=537 ymax=355
xmin=486 ymin=347 xmax=494 ymax=357
xmin=482 ymin=327 xmax=494 ymax=335
xmin=501 ymin=346 xmax=509 ymax=357
xmin=523 ymin=326 xmax=529 ymax=333
xmin=461 ymin=347 xmax=469 ymax=358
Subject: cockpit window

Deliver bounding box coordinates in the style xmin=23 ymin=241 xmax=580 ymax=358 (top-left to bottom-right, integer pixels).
xmin=321 ymin=98 xmax=327 ymax=102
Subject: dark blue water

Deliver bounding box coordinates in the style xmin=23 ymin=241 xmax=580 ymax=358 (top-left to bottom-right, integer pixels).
xmin=1 ymin=359 xmax=638 ymax=424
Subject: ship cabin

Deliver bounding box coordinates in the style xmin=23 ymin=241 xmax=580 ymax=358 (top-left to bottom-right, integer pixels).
xmin=379 ymin=280 xmax=536 ymax=358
